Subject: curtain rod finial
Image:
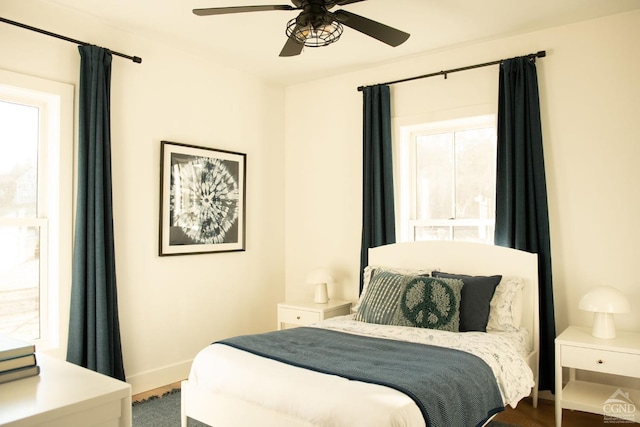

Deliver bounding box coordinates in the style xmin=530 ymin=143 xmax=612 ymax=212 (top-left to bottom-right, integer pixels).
xmin=133 ymin=56 xmax=142 ymax=64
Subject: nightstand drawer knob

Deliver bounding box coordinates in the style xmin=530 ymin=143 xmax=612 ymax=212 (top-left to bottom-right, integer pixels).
xmin=597 ymin=359 xmax=604 ymax=364
xmin=296 ymin=316 xmax=301 ymax=320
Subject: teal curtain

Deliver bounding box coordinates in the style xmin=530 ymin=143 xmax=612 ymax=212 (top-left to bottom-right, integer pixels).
xmin=67 ymin=45 xmax=125 ymax=381
xmin=495 ymin=56 xmax=555 ymax=392
xmin=360 ymin=85 xmax=396 ymax=292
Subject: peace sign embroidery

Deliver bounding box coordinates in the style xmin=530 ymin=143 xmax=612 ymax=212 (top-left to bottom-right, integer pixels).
xmin=398 ymin=277 xmax=459 ymax=329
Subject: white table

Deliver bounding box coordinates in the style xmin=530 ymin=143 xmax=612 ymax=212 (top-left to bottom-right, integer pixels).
xmin=555 ymin=326 xmax=640 ymax=425
xmin=0 ymin=354 xmax=131 ymax=427
xmin=277 ymin=300 xmax=352 ymax=330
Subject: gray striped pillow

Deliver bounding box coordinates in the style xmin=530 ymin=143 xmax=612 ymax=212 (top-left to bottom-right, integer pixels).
xmin=354 ymin=271 xmax=413 ymax=324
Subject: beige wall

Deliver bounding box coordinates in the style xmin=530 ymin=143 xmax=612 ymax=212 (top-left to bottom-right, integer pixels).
xmin=0 ymin=1 xmax=286 ymax=393
xmin=284 ymin=10 xmax=640 ymax=337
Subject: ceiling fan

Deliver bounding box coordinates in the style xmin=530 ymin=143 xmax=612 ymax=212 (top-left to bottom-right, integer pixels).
xmin=193 ymin=0 xmax=410 ymax=57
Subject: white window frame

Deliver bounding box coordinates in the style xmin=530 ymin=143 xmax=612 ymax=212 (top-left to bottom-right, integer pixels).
xmin=395 ymin=108 xmax=496 ymax=243
xmin=0 ymin=69 xmax=73 ymax=357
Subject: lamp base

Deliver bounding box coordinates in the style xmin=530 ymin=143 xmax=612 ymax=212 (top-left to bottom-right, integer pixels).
xmin=592 ymin=312 xmax=616 ymax=339
xmin=314 ymin=283 xmax=329 ymax=304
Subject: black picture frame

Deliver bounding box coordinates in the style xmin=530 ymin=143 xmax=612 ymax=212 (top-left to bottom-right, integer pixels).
xmin=159 ymin=141 xmax=246 ymax=255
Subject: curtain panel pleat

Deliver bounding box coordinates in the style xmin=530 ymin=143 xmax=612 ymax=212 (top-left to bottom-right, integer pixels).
xmin=359 ymin=85 xmax=396 ymax=293
xmin=67 ymin=45 xmax=125 ymax=381
xmin=495 ymin=57 xmax=556 ymax=392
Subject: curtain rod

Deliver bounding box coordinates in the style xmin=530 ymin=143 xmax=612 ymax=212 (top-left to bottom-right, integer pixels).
xmin=357 ymin=50 xmax=545 ymax=92
xmin=0 ymin=17 xmax=142 ymax=64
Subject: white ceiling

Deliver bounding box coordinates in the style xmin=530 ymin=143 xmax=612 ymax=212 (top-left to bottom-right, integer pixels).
xmin=44 ymin=0 xmax=640 ymax=85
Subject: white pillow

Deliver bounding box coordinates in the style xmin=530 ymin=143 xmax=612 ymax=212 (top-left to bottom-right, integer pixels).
xmin=486 ymin=276 xmax=524 ymax=332
xmin=511 ymin=286 xmax=524 ymax=329
xmin=353 ymin=265 xmax=433 ymax=313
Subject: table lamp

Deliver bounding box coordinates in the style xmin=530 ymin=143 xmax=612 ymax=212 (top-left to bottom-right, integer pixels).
xmin=306 ymin=268 xmax=333 ymax=304
xmin=578 ymin=285 xmax=630 ymax=339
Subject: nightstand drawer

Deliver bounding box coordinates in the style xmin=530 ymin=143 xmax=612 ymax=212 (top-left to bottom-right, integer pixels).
xmin=562 ymin=345 xmax=640 ymax=377
xmin=277 ymin=301 xmax=352 ymax=330
xmin=278 ymin=308 xmax=321 ymax=326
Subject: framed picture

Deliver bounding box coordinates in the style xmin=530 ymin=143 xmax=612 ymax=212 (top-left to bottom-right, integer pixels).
xmin=159 ymin=141 xmax=246 ymax=255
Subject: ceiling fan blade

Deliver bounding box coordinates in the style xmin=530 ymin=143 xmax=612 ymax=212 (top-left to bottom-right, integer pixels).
xmin=325 ymin=0 xmax=366 ymax=10
xmin=279 ymin=35 xmax=304 ymax=57
xmin=333 ymin=9 xmax=410 ymax=47
xmin=335 ymin=0 xmax=367 ymax=5
xmin=193 ymin=5 xmax=295 ymax=16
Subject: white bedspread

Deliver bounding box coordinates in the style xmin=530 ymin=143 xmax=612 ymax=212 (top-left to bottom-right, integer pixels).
xmin=188 ymin=316 xmax=534 ymax=427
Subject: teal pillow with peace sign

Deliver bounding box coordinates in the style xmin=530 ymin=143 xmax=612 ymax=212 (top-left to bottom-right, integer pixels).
xmin=392 ymin=277 xmax=464 ymax=332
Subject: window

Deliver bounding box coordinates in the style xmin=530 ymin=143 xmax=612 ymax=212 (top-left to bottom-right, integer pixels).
xmin=0 ymin=70 xmax=73 ymax=353
xmin=397 ymin=114 xmax=496 ymax=244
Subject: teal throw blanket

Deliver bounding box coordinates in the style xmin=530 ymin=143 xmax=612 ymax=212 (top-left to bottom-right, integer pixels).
xmin=217 ymin=327 xmax=504 ymax=427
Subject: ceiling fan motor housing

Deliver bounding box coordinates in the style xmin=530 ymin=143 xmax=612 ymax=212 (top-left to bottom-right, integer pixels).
xmin=296 ymin=1 xmax=333 ymax=29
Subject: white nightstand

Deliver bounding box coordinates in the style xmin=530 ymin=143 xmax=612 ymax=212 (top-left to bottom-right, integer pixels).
xmin=555 ymin=326 xmax=640 ymax=425
xmin=277 ymin=300 xmax=352 ymax=330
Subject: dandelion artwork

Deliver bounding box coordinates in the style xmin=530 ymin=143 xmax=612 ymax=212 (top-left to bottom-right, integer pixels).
xmin=160 ymin=141 xmax=246 ymax=255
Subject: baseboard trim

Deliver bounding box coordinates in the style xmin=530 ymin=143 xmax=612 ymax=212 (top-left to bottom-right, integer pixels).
xmin=127 ymin=359 xmax=193 ymax=395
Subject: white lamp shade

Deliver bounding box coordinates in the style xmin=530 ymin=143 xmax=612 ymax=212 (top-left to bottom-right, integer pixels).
xmin=306 ymin=268 xmax=333 ymax=304
xmin=578 ymin=286 xmax=630 ymax=314
xmin=579 ymin=285 xmax=630 ymax=339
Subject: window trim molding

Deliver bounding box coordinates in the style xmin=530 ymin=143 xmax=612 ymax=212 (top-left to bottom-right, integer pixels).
xmin=0 ymin=69 xmax=74 ymax=358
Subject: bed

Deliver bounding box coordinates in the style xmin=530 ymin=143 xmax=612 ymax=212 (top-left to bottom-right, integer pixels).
xmin=181 ymin=241 xmax=540 ymax=427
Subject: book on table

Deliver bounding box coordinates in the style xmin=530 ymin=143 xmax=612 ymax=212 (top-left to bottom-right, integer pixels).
xmin=0 ymin=364 xmax=40 ymax=384
xmin=0 ymin=353 xmax=37 ymax=371
xmin=0 ymin=334 xmax=36 ymax=361
xmin=0 ymin=334 xmax=39 ymax=384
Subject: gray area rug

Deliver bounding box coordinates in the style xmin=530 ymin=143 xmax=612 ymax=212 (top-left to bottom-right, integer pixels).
xmin=132 ymin=389 xmax=208 ymax=427
xmin=132 ymin=388 xmax=518 ymax=426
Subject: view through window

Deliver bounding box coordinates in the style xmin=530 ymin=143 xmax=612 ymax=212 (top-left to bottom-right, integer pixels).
xmin=0 ymin=99 xmax=46 ymax=341
xmin=397 ymin=114 xmax=497 ymax=244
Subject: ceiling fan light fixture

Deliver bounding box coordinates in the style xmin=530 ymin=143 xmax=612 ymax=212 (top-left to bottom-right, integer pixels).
xmin=286 ymin=18 xmax=343 ymax=48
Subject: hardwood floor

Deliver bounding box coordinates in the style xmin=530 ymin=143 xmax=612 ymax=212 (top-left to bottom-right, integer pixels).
xmin=494 ymin=396 xmax=638 ymax=426
xmin=132 ymin=381 xmax=182 ymax=403
xmin=134 ymin=385 xmax=637 ymax=426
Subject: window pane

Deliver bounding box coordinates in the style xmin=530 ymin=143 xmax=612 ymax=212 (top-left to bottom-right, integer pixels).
xmin=454 ymin=127 xmax=496 ymax=220
xmin=0 ymin=101 xmax=39 ymax=218
xmin=0 ymin=226 xmax=40 ymax=340
xmin=452 ymin=225 xmax=495 ymax=244
xmin=414 ymin=225 xmax=452 ymax=241
xmin=415 ymin=133 xmax=453 ymax=220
